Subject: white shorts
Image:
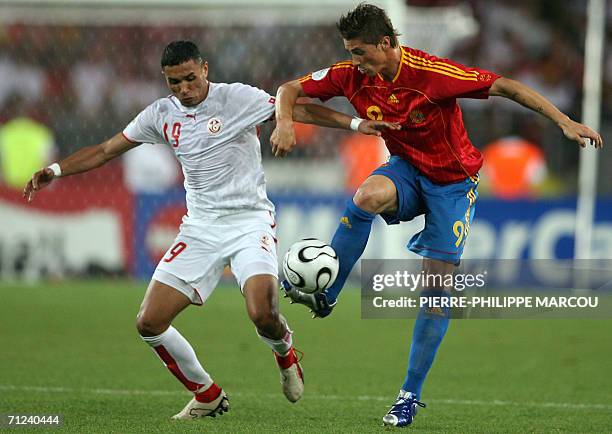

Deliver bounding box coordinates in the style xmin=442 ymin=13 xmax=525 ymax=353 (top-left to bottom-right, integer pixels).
xmin=153 ymin=210 xmax=278 ymax=305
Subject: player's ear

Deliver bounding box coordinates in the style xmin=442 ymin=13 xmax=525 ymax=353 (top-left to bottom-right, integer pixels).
xmin=201 ymin=61 xmax=209 ymax=79
xmin=380 ymin=36 xmax=391 ymax=50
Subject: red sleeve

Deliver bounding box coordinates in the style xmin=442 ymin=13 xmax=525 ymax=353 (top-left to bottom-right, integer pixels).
xmin=406 ymin=50 xmax=500 ymax=101
xmin=299 ymin=61 xmax=354 ymax=102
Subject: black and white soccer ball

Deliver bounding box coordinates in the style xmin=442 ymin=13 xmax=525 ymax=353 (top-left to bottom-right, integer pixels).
xmin=282 ymin=238 xmax=339 ymax=294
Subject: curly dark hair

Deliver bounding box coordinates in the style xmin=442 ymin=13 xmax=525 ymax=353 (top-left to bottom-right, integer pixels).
xmin=336 ymin=3 xmax=400 ymax=47
xmin=161 ymin=40 xmax=203 ymax=68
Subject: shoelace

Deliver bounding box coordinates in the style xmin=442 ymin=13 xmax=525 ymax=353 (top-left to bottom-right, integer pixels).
xmin=293 ymin=348 xmax=304 ymax=363
xmin=390 ymin=395 xmax=426 ymax=418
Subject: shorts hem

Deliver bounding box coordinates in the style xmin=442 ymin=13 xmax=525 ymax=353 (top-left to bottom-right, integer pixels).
xmin=236 ymin=261 xmax=278 ymax=292
xmin=152 ymin=269 xmax=204 ymax=306
xmin=408 ymin=244 xmax=461 ymax=266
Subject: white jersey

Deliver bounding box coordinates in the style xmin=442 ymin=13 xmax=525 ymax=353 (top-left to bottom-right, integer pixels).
xmin=123 ymin=82 xmax=276 ymax=219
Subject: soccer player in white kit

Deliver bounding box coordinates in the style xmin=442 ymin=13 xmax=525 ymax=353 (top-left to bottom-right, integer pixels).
xmin=23 ymin=40 xmax=397 ymax=420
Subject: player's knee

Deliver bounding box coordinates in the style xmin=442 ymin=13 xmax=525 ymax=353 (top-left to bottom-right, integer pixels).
xmin=422 ymin=258 xmax=457 ymax=291
xmin=353 ymin=186 xmax=387 ymax=214
xmin=135 ymin=313 xmax=168 ymax=337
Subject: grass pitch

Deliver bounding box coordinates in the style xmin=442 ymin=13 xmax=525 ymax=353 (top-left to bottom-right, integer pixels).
xmin=1 ymin=280 xmax=611 ymax=433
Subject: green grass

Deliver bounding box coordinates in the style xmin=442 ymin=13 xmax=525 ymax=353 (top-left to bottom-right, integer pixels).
xmin=1 ymin=280 xmax=611 ymax=433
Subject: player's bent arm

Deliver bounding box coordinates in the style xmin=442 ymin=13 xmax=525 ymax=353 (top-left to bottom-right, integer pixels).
xmin=270 ymin=80 xmax=307 ymax=157
xmin=293 ymin=104 xmax=401 ymax=137
xmin=23 ymin=133 xmax=139 ymax=202
xmin=292 ymin=103 xmax=353 ymax=129
xmin=275 ymin=80 xmax=306 ymax=124
xmin=272 ymin=80 xmax=399 ymax=157
xmin=489 ymin=77 xmax=603 ymax=148
xmin=489 ymin=77 xmax=569 ymax=124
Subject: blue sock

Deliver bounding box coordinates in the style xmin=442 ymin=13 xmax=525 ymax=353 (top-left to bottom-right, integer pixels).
xmin=325 ymin=200 xmax=375 ymax=302
xmin=402 ymin=291 xmax=451 ymax=399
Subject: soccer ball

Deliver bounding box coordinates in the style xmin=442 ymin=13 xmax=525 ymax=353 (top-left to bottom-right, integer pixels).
xmin=282 ymin=238 xmax=339 ymax=294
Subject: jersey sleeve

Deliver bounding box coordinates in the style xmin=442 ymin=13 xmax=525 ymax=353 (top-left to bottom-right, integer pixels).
xmin=229 ymin=84 xmax=276 ymax=128
xmin=122 ymin=102 xmax=164 ymax=144
xmin=299 ymin=62 xmax=354 ymax=101
xmin=412 ymin=52 xmax=500 ymax=101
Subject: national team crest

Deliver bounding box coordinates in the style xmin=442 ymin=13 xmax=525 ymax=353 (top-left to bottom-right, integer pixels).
xmin=409 ymin=110 xmax=425 ymax=124
xmin=260 ymin=234 xmax=272 ymax=252
xmin=207 ymin=117 xmax=222 ymax=134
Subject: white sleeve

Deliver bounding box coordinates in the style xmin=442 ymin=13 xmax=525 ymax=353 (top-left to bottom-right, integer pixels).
xmin=231 ymin=84 xmax=276 ymax=128
xmin=122 ymin=102 xmax=164 ymax=144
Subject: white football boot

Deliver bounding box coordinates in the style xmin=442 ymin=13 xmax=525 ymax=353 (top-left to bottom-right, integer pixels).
xmin=172 ymin=385 xmax=229 ymax=420
xmin=274 ymin=347 xmax=304 ymax=402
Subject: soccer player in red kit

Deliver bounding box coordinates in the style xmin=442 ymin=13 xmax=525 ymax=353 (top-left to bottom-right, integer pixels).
xmin=271 ymin=3 xmax=603 ymax=428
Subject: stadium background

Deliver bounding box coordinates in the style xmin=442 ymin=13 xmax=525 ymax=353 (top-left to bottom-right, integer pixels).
xmin=1 ymin=1 xmax=611 ymax=432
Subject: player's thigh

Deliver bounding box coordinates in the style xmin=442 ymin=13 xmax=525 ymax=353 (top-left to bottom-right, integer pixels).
xmin=228 ymin=221 xmax=278 ymax=293
xmin=231 ymin=234 xmax=280 ymax=332
xmin=369 ymin=156 xmax=424 ymax=224
xmin=136 ymin=279 xmax=192 ymax=336
xmin=422 ymin=257 xmax=458 ymax=276
xmin=408 ymin=176 xmax=479 ymax=264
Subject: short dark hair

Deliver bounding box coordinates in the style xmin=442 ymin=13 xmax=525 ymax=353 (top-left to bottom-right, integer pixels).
xmin=161 ymin=40 xmax=203 ymax=68
xmin=337 ymin=3 xmax=400 ymax=47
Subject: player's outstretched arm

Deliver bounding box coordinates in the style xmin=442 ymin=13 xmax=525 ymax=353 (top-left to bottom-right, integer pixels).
xmin=489 ymin=77 xmax=603 ymax=149
xmin=23 ymin=133 xmax=139 ymax=203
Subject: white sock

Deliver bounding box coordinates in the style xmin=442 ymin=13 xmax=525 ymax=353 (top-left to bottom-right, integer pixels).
xmin=141 ymin=326 xmax=213 ymax=392
xmin=256 ymin=319 xmax=293 ymax=356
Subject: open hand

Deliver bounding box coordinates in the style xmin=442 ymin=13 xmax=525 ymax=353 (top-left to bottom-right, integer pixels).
xmin=358 ymin=120 xmax=401 ymax=137
xmin=559 ymin=118 xmax=603 ymax=149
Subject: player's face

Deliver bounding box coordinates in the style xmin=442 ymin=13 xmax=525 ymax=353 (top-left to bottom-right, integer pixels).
xmin=163 ymin=59 xmax=209 ymax=107
xmin=343 ymin=37 xmax=389 ymax=77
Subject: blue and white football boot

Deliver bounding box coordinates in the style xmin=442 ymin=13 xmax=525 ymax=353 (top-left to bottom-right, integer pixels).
xmin=382 ymin=390 xmax=426 ymax=427
xmin=280 ymin=280 xmax=336 ymax=318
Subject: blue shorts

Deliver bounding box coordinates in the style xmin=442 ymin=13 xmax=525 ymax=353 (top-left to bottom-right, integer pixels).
xmin=371 ymin=156 xmax=479 ymax=265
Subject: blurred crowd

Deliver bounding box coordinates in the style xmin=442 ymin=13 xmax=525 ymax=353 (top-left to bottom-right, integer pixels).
xmin=0 ymin=0 xmax=609 ymax=195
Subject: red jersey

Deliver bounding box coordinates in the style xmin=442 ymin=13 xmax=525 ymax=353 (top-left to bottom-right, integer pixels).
xmin=299 ymin=46 xmax=500 ymax=184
